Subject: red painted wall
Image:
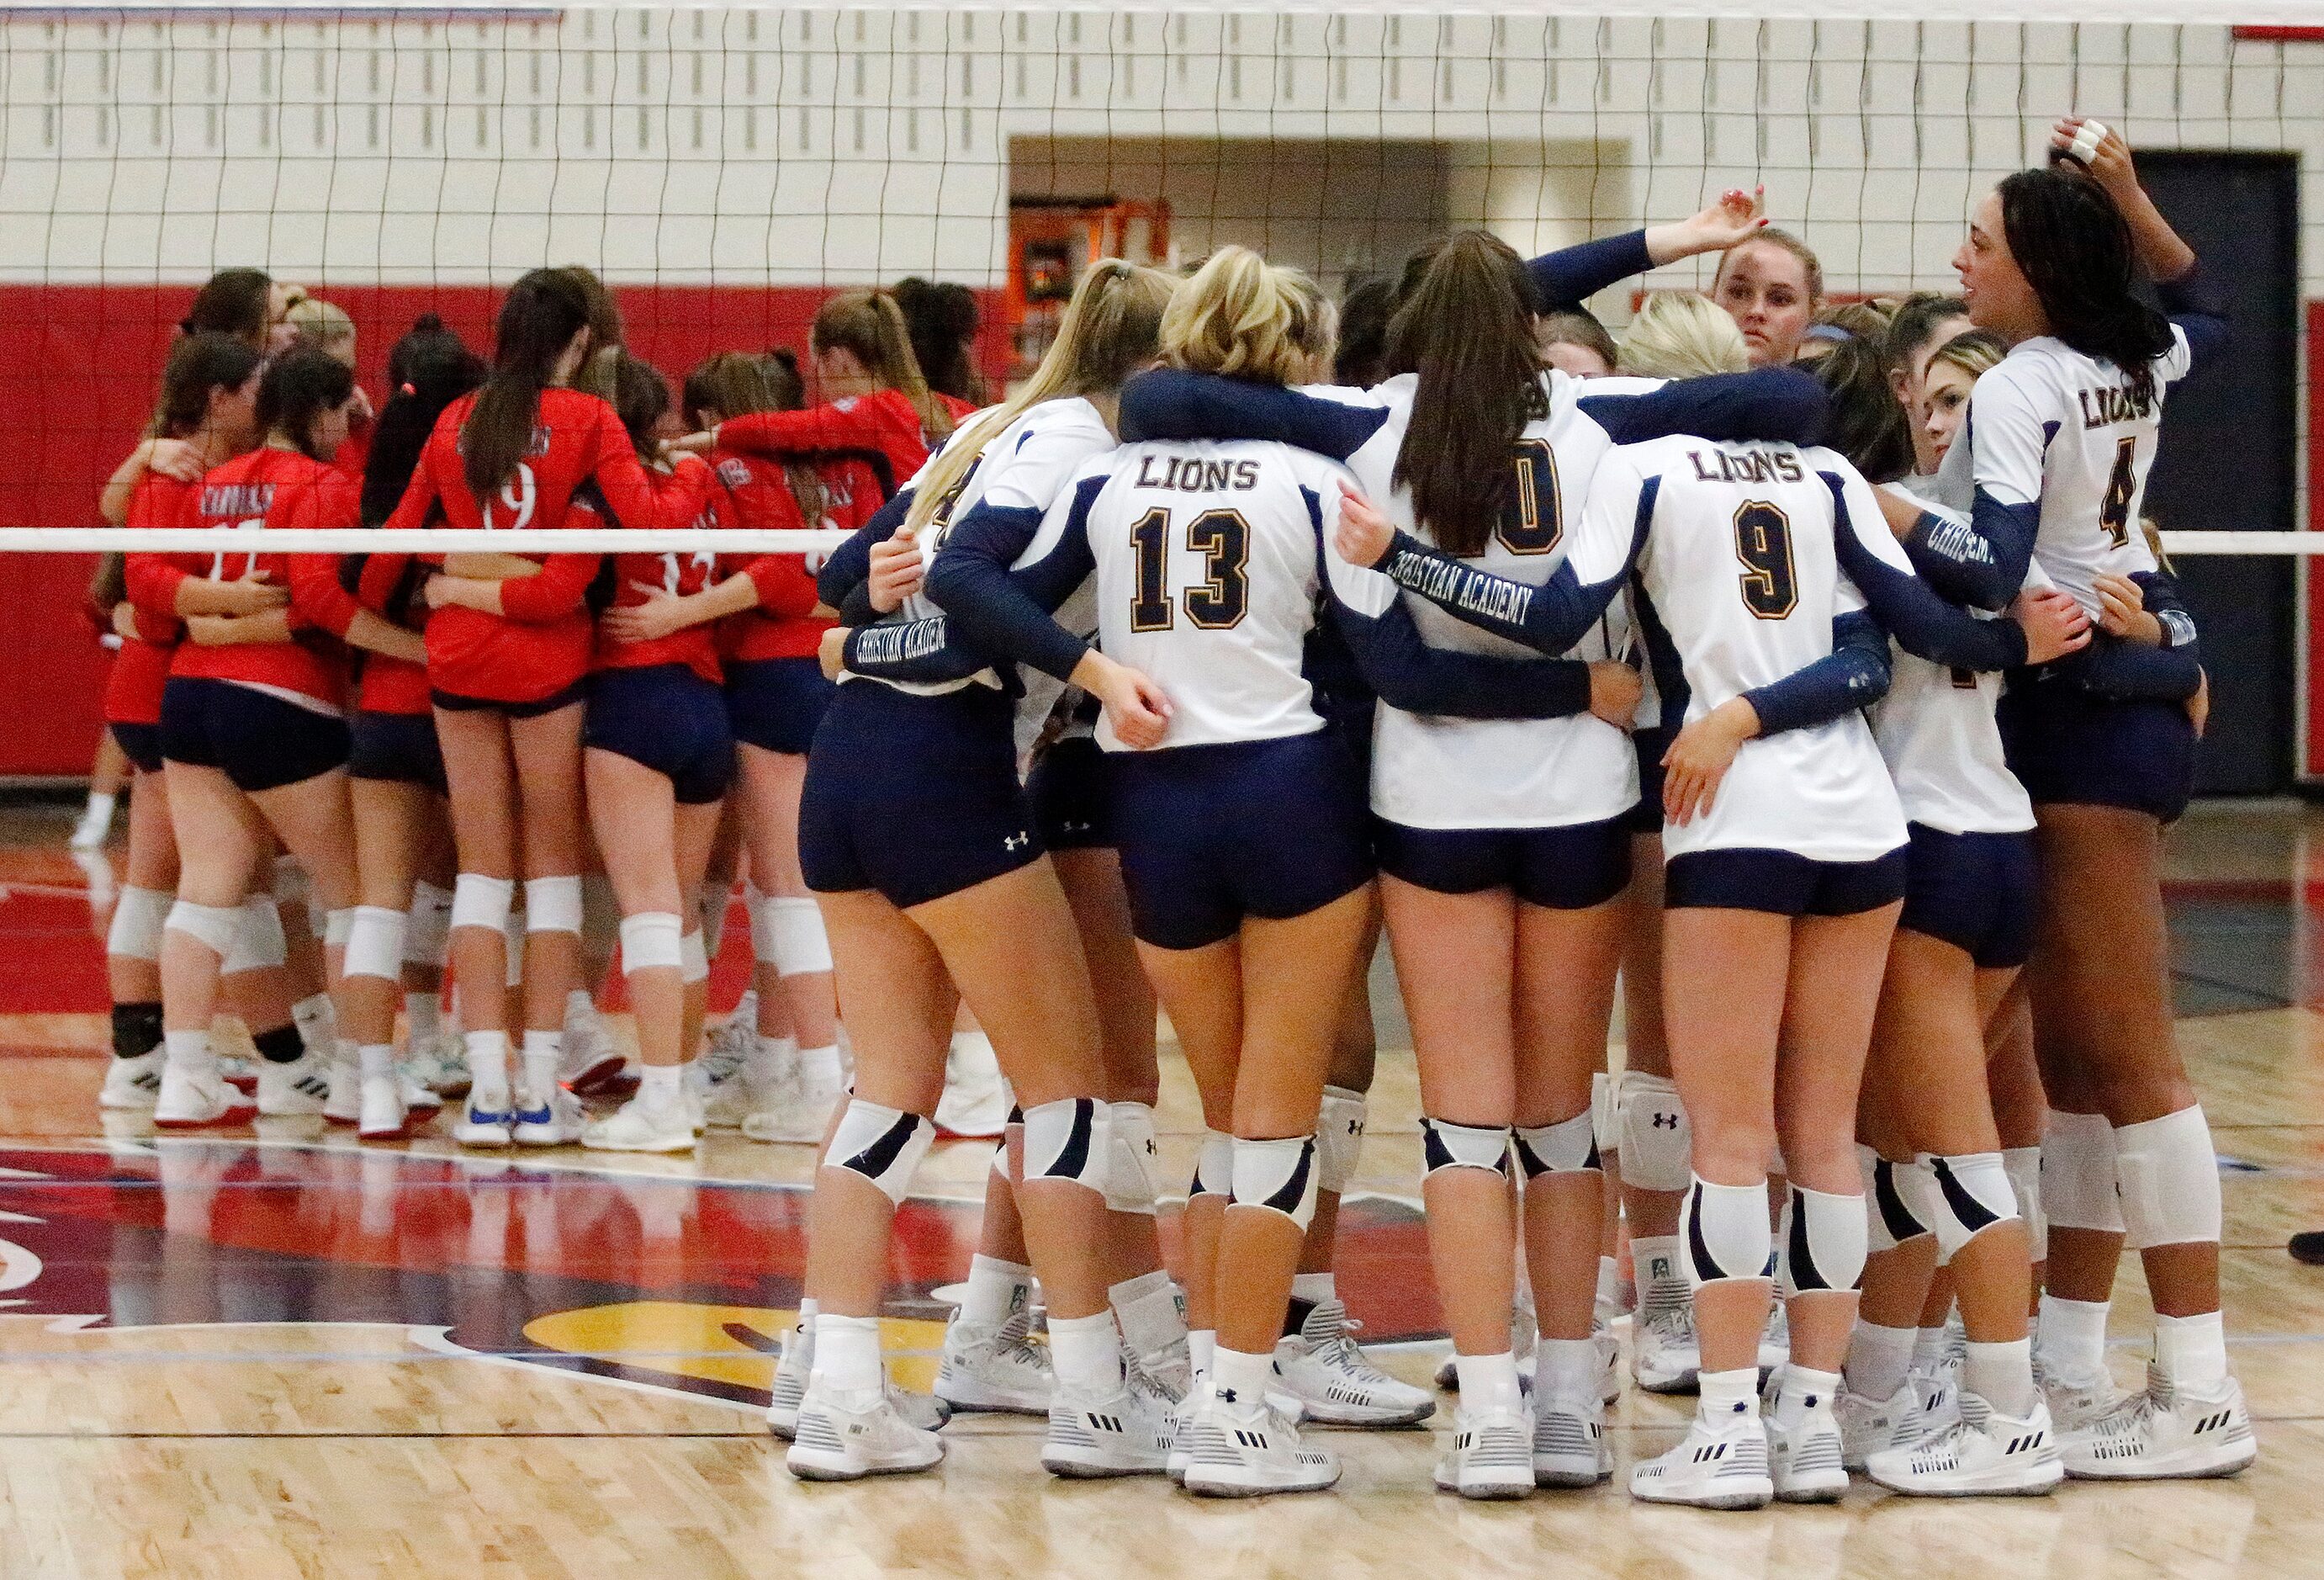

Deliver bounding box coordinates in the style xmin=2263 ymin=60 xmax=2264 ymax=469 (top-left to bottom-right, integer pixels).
xmin=0 ymin=281 xmax=1005 ymax=776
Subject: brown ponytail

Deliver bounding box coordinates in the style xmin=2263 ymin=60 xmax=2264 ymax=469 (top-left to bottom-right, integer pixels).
xmin=811 ymin=288 xmax=956 ymax=444
xmin=463 ymin=268 xmax=590 ymax=504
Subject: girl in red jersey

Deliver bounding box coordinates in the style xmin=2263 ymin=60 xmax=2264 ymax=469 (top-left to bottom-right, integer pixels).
xmin=383 ymin=268 xmax=693 ymax=1147
xmin=286 ymin=297 xmax=376 ymax=484
xmin=680 ymin=289 xmax=972 ymax=501
xmin=96 ymin=333 xmax=267 ymax=1113
xmin=560 ymin=353 xmax=734 ymax=1152
xmin=131 ymin=348 xmax=426 ymax=1129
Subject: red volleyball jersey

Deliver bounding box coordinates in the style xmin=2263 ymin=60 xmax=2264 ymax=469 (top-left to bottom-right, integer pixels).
xmin=106 ymin=472 xmax=193 ymax=725
xmin=713 ymin=450 xmax=886 ymax=663
xmin=591 ymin=459 xmax=726 ymax=685
xmin=717 ymin=387 xmax=974 ymax=505
xmin=351 ymin=552 xmax=434 ymax=715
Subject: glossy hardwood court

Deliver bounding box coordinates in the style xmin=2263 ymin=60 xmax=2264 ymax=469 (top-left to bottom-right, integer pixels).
xmin=0 ymin=798 xmax=2316 ymax=1578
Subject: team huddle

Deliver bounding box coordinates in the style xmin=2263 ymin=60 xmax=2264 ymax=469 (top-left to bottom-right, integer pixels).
xmin=81 ymin=115 xmax=2253 ymax=1506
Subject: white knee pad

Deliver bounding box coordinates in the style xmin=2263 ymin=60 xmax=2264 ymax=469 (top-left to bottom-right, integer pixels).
xmin=1620 ymin=1072 xmax=1691 ymax=1193
xmin=450 ymin=873 xmax=516 ymax=936
xmin=107 ymin=885 xmax=172 ymax=962
xmin=2114 ymin=1105 xmax=2222 ymax=1252
xmin=2004 ymin=1145 xmax=2046 ymax=1263
xmin=1022 ymin=1096 xmax=1112 ymax=1194
xmin=1421 ymin=1118 xmax=1511 ymax=1180
xmin=221 ymin=894 xmax=287 ymax=974
xmin=1782 ymin=1185 xmax=1868 ymax=1295
xmin=405 ymin=880 xmax=453 ymax=966
xmin=1513 ymin=1111 xmax=1598 ymax=1177
xmin=2041 ymin=1109 xmax=2125 ymax=1234
xmin=323 ymin=907 xmax=356 ymax=948
xmin=166 ymin=899 xmax=244 ymax=958
xmin=680 ymin=930 xmax=709 ymax=984
xmin=1683 ymin=1175 xmax=1771 ymax=1286
xmin=1313 ymin=1084 xmax=1366 ymax=1194
xmin=1191 ymin=1130 xmax=1235 ymax=1199
xmin=1858 ymin=1144 xmax=1930 ymax=1255
xmin=524 ymin=875 xmax=583 ymax=936
xmin=1918 ymin=1152 xmax=2021 ymax=1262
xmin=618 ymin=911 xmax=685 ymax=973
xmin=1230 ymin=1135 xmax=1320 ymax=1230
xmin=343 ymin=905 xmax=409 ymax=984
xmin=822 ymin=1098 xmax=935 ymax=1206
xmin=272 ymin=854 xmax=308 ymax=907
xmin=764 ymin=894 xmax=831 ymax=978
xmin=1591 ymin=1070 xmax=1619 ymax=1154
xmin=1105 ymin=1100 xmax=1159 ymax=1215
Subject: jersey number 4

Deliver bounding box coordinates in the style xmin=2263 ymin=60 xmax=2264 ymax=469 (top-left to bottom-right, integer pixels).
xmin=1129 ymin=506 xmax=1251 ymax=631
xmin=2099 ymin=436 xmax=2138 ymax=549
xmin=1732 ymin=501 xmax=1797 ymax=619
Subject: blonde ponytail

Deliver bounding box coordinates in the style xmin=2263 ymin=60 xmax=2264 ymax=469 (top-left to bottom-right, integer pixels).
xmin=1159 ymin=247 xmax=1333 ymax=386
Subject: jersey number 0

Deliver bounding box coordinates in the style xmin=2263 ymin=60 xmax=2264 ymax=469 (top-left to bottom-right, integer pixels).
xmin=1129 ymin=506 xmax=1251 ymax=631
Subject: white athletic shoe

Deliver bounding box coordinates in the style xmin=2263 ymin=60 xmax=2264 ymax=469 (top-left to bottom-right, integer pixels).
xmin=559 ymin=1000 xmax=626 ymax=1095
xmin=1131 ymin=1336 xmax=1193 ymax=1403
xmin=1437 ymin=1302 xmax=1538 ymax=1391
xmin=742 ymin=1063 xmax=841 ymax=1145
xmin=98 ymin=1051 xmax=164 ymax=1111
xmin=1913 ymin=1357 xmax=1965 ymax=1438
xmin=765 ymin=1322 xmax=813 ymax=1440
xmin=512 ymin=1084 xmax=585 ymax=1147
xmin=1836 ymin=1381 xmax=1933 ymax=1470
xmin=786 ymin=1383 xmax=945 ymax=1482
xmin=1593 ymin=1320 xmax=1622 ymax=1407
xmin=935 ymin=1311 xmax=1053 ymax=1414
xmin=410 ymin=1033 xmax=470 ymax=1099
xmin=1435 ymin=1403 xmax=1537 ymax=1500
xmin=933 ymin=1034 xmax=1009 ymax=1140
xmin=257 ymin=1055 xmax=333 ymax=1119
xmin=1165 ymin=1383 xmax=1203 ymax=1482
xmin=320 ymin=1055 xmax=363 ymax=1125
xmin=397 ymin=1065 xmax=442 ymax=1113
xmin=1532 ymin=1388 xmax=1612 ymax=1487
xmin=1868 ymin=1392 xmax=2063 ymax=1496
xmin=2038 ymin=1362 xmax=2126 ymax=1434
xmin=700 ymin=1063 xmax=777 ymax=1128
xmin=581 ymin=1093 xmax=696 ymax=1153
xmin=1768 ymin=1392 xmax=1850 ymax=1503
xmin=217 ymin=1053 xmax=259 ymax=1095
xmin=1273 ymin=1299 xmax=1435 ymax=1427
xmin=1180 ymin=1392 xmax=1341 ymax=1498
xmin=1633 ymin=1303 xmax=1703 ymax=1394
xmin=693 ymin=993 xmax=754 ymax=1095
xmin=154 ymin=1060 xmax=255 ymax=1129
xmin=357 ymin=1069 xmax=411 ymax=1141
xmin=453 ymin=1089 xmax=514 ymax=1148
xmin=1629 ymin=1400 xmax=1774 ymax=1509
xmin=1043 ymin=1376 xmax=1176 ymax=1478
xmin=2060 ymin=1365 xmax=2257 ymax=1481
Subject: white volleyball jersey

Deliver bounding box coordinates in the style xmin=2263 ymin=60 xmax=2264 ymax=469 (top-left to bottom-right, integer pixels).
xmin=1331 ymin=372 xmax=1636 ymax=830
xmin=1047 ymin=439 xmax=1349 ymax=751
xmin=1949 ymin=327 xmax=2191 ymax=615
xmin=850 ymin=396 xmax=1110 ymax=702
xmin=1867 ymin=487 xmax=2035 ymax=836
xmin=1572 ymin=437 xmax=1908 ymax=863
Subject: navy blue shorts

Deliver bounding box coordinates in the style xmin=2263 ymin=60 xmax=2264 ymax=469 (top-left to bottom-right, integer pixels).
xmin=1028 ymin=734 xmax=1112 ymax=850
xmin=1376 ymin=814 xmax=1632 ymax=910
xmin=727 ymin=657 xmax=838 ymax=756
xmin=348 ymin=711 xmax=447 ymax=796
xmin=160 ymin=677 xmax=350 ymax=793
xmin=1897 ymin=823 xmax=2037 ymax=969
xmin=800 ymin=681 xmax=1040 ymax=908
xmin=1664 ymin=845 xmax=1908 ymax=919
xmin=431 ymin=681 xmax=583 ymax=720
xmin=1998 ymin=679 xmax=2195 ymax=825
xmin=1109 ymin=731 xmax=1375 ymax=951
xmin=584 ymin=665 xmax=736 ymax=805
xmin=112 ymin=721 xmax=163 ymax=775
xmin=1623 ymin=725 xmax=1669 ymax=836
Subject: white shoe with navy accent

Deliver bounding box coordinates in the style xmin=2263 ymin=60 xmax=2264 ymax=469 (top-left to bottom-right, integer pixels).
xmin=1837 ymin=1381 xmax=1933 ymax=1470
xmin=1273 ymin=1299 xmax=1435 ymax=1427
xmin=935 ymin=1310 xmax=1053 ymax=1415
xmin=1042 ymin=1376 xmax=1175 ymax=1478
xmin=1633 ymin=1303 xmax=1703 ymax=1395
xmin=1768 ymin=1392 xmax=1850 ymax=1503
xmin=1435 ymin=1403 xmax=1536 ymax=1500
xmin=1180 ymin=1393 xmax=1341 ymax=1498
xmin=1629 ymin=1398 xmax=1774 ymax=1509
xmin=1869 ymin=1392 xmax=2063 ymax=1496
xmin=2061 ymin=1366 xmax=2256 ymax=1481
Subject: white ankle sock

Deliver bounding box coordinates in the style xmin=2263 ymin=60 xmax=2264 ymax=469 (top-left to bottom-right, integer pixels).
xmin=1697 ymin=1366 xmax=1759 ymax=1420
xmin=1964 ymin=1337 xmax=2035 ymax=1416
xmin=1535 ymin=1336 xmax=1598 ymax=1399
xmin=1911 ymin=1324 xmax=1950 ymax=1372
xmin=521 ymin=1029 xmax=560 ymax=1098
xmin=1595 ymin=1254 xmax=1621 ymax=1314
xmin=2035 ymin=1293 xmax=2111 ymax=1381
xmin=1845 ymin=1320 xmax=1916 ymax=1400
xmin=290 ymin=994 xmax=336 ymax=1058
xmin=1109 ymin=1272 xmax=1188 ymax=1362
xmin=639 ymin=1063 xmax=682 ymax=1105
xmin=357 ymin=1043 xmax=394 ymax=1080
xmin=1454 ymin=1350 xmax=1522 ymax=1414
xmin=463 ymin=1030 xmax=510 ymax=1098
xmin=748 ymin=1034 xmax=794 ymax=1086
xmin=2154 ymin=1309 xmax=2227 ymax=1388
xmin=1187 ymin=1328 xmax=1216 ymax=1380
xmin=162 ymin=1027 xmax=209 ymax=1068
xmin=565 ymin=988 xmax=596 ymax=1027
xmin=814 ymin=1312 xmax=883 ymax=1396
xmin=1289 ymin=1271 xmax=1336 ymax=1306
xmin=961 ymin=1254 xmax=1032 ymax=1328
xmin=1048 ymin=1312 xmax=1123 ymax=1395
xmin=1776 ymin=1365 xmax=1841 ymax=1422
xmin=800 ymin=1043 xmax=842 ymax=1089
xmin=1210 ymin=1345 xmax=1273 ymax=1409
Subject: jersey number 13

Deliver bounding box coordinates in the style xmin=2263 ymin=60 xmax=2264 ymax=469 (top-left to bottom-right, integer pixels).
xmin=1129 ymin=506 xmax=1251 ymax=631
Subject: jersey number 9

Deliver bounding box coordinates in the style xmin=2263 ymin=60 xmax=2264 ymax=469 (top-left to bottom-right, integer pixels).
xmin=1129 ymin=506 xmax=1251 ymax=631
xmin=1732 ymin=501 xmax=1797 ymax=620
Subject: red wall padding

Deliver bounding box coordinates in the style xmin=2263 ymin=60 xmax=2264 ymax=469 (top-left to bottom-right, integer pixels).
xmin=0 ymin=281 xmax=1005 ymax=776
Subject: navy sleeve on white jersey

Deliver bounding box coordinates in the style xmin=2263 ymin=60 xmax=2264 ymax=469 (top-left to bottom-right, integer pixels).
xmin=1827 ymin=469 xmax=2029 ymax=671
xmin=1741 ymin=610 xmax=1893 ymax=735
xmin=818 ymin=485 xmax=913 ymax=612
xmin=924 ymin=471 xmax=1104 ymax=683
xmin=1116 ymin=370 xmax=1388 ymax=460
xmin=2159 ymin=263 xmax=2230 ymax=370
xmin=1578 ymin=366 xmax=1831 ymax=449
xmin=2049 ymin=567 xmax=2204 ymax=701
xmin=1527 ymin=230 xmax=1653 ymax=309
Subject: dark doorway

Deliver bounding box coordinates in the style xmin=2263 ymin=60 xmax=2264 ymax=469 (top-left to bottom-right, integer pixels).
xmin=2138 ymin=151 xmax=2300 ymax=796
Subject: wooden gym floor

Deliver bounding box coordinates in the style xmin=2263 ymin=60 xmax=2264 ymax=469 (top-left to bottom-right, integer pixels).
xmin=0 ymin=798 xmax=2315 ymax=1578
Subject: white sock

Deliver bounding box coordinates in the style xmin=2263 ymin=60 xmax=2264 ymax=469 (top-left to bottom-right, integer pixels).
xmin=1210 ymin=1345 xmax=1274 ymax=1410
xmin=2035 ymin=1293 xmax=2111 ymax=1381
xmin=1845 ymin=1319 xmax=1916 ymax=1401
xmin=1187 ymin=1328 xmax=1216 ymax=1380
xmin=1454 ymin=1350 xmax=1523 ymax=1415
xmin=290 ymin=994 xmax=336 ymax=1059
xmin=1289 ymin=1271 xmax=1336 ymax=1307
xmin=80 ymin=790 xmax=117 ymax=824
xmin=2153 ymin=1309 xmax=2228 ymax=1389
xmin=162 ymin=1027 xmax=209 ymax=1068
xmin=640 ymin=1063 xmax=682 ymax=1105
xmin=799 ymin=1043 xmax=842 ymax=1090
xmin=813 ymin=1312 xmax=883 ymax=1397
xmin=1109 ymin=1272 xmax=1188 ymax=1363
xmin=1048 ymin=1312 xmax=1123 ymax=1395
xmin=1697 ymin=1365 xmax=1760 ymax=1421
xmin=1911 ymin=1324 xmax=1950 ymax=1372
xmin=1775 ymin=1365 xmax=1842 ymax=1424
xmin=404 ymin=991 xmax=442 ymax=1048
xmin=464 ymin=1030 xmax=510 ymax=1098
xmin=748 ymin=1034 xmax=795 ymax=1088
xmin=521 ymin=1029 xmax=560 ymax=1100
xmin=357 ymin=1043 xmax=394 ymax=1080
xmin=565 ymin=988 xmax=597 ymax=1027
xmin=1534 ymin=1337 xmax=1598 ymax=1402
xmin=1631 ymin=1235 xmax=1689 ymax=1312
xmin=1964 ymin=1337 xmax=2035 ymax=1416
xmin=961 ymin=1254 xmax=1033 ymax=1329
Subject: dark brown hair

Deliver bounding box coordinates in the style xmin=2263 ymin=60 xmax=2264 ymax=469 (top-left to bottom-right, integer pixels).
xmin=257 ymin=346 xmax=357 ymax=462
xmin=179 ymin=268 xmax=273 ymax=347
xmin=1808 ymin=336 xmax=1916 ymax=485
xmin=462 ymin=268 xmax=591 ymax=503
xmin=686 ymin=350 xmax=824 ymax=526
xmin=153 ymin=331 xmax=264 ymax=440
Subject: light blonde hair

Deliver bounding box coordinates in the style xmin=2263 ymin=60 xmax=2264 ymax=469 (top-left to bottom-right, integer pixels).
xmin=1159 ymin=247 xmax=1334 ymax=385
xmin=283 ymin=295 xmax=355 ymax=353
xmin=907 ymin=258 xmax=1176 ymax=536
xmin=813 ymin=288 xmax=956 ymax=443
xmin=1926 ymin=327 xmax=2009 ymax=384
xmin=1713 ymin=226 xmax=1825 ymax=305
xmin=1618 ymin=290 xmax=1750 ymax=379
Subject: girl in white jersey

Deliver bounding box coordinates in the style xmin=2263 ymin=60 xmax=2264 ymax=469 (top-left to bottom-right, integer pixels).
xmin=1911 ymin=119 xmax=2247 ymax=1480
xmin=770 ymin=261 xmax=1179 ymax=1484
